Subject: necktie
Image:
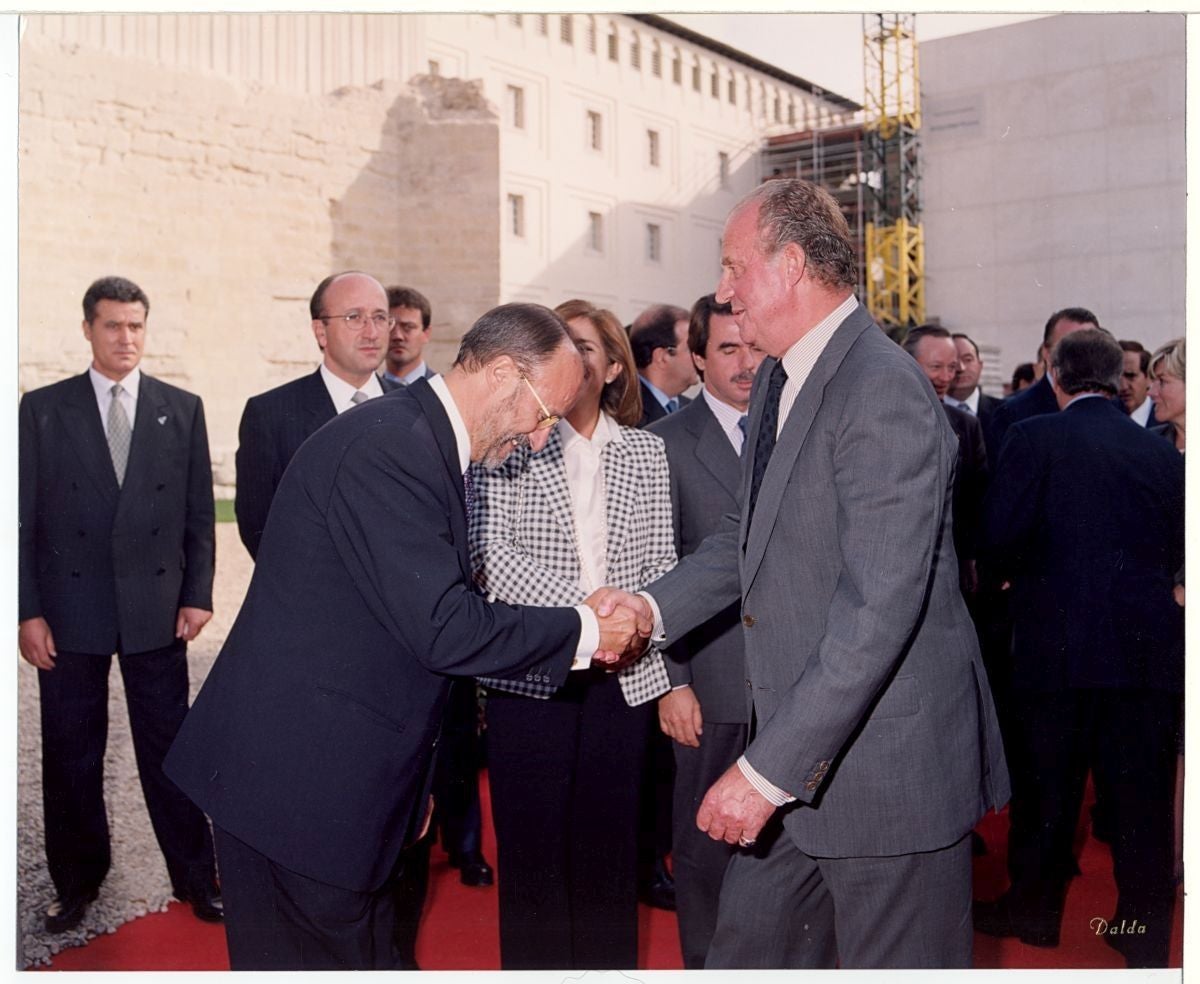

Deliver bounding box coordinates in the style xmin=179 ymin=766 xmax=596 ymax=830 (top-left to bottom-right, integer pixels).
xmin=350 ymin=390 xmax=369 ymax=406
xmin=665 ymin=398 xmax=679 ymax=414
xmin=463 ymin=468 xmax=476 ymax=523
xmin=106 ymin=383 xmax=131 ymax=487
xmin=737 ymin=415 xmax=748 ymax=455
xmin=747 ymin=362 xmax=788 ymax=523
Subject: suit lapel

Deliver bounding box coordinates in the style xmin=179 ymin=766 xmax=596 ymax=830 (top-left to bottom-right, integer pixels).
xmin=303 ymin=368 xmax=337 ymax=432
xmin=742 ymin=309 xmax=873 ymax=590
xmin=58 ymin=373 xmax=120 ymax=500
xmin=601 ymin=427 xmax=635 ymax=566
xmin=691 ymin=401 xmax=742 ymax=501
xmin=530 ymin=429 xmax=577 ymax=548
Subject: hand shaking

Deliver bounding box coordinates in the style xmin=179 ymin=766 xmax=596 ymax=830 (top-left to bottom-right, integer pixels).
xmin=583 ymin=588 xmax=654 ymax=671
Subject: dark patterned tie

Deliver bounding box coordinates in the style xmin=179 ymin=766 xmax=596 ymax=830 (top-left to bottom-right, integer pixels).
xmin=463 ymin=468 xmax=476 ymax=522
xmin=665 ymin=398 xmax=679 ymax=414
xmin=747 ymin=361 xmax=788 ymax=524
xmin=737 ymin=415 xmax=748 ymax=456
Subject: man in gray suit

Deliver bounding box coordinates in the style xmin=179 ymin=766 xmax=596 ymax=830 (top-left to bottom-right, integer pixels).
xmin=647 ymin=293 xmax=764 ymax=968
xmin=596 ymin=178 xmax=1009 ymax=968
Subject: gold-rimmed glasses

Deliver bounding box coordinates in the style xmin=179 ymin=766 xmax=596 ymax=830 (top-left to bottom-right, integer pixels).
xmin=520 ymin=374 xmax=560 ymax=430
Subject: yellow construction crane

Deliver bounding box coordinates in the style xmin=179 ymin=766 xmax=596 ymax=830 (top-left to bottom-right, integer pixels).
xmin=862 ymin=14 xmax=924 ymax=332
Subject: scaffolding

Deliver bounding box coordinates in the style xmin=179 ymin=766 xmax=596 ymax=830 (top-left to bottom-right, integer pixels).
xmin=862 ymin=13 xmax=924 ymax=331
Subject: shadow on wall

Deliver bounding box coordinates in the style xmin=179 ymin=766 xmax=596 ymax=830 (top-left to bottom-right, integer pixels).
xmin=328 ymin=74 xmax=501 ymax=373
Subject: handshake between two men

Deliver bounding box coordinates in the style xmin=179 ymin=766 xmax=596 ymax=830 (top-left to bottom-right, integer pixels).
xmin=583 ymin=587 xmax=655 ymax=671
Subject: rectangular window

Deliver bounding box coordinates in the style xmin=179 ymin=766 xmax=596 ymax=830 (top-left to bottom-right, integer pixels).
xmin=508 ymin=13 xmax=522 ymax=27
xmin=646 ymin=223 xmax=662 ymax=263
xmin=718 ymin=151 xmax=730 ymax=189
xmin=788 ymin=101 xmax=797 ymax=126
xmin=608 ymin=29 xmax=618 ymax=62
xmin=587 ymin=211 xmax=604 ymax=252
xmin=508 ymin=194 xmax=525 ymax=238
xmin=691 ymin=62 xmax=701 ymax=92
xmin=728 ymin=77 xmax=736 ymax=104
xmin=711 ymin=70 xmax=719 ymax=99
xmin=560 ymin=14 xmax=573 ymax=44
xmin=586 ymin=110 xmax=602 ymax=151
xmin=427 ymin=60 xmax=440 ymax=76
xmin=586 ymin=19 xmax=596 ymax=53
xmin=507 ymin=85 xmax=525 ymax=129
xmin=672 ymin=52 xmax=681 ymax=84
xmin=651 ymin=47 xmax=662 ymax=77
xmin=774 ymin=94 xmax=782 ymax=123
xmin=647 ymin=129 xmax=660 ymax=168
xmin=630 ymin=39 xmax=641 ymax=70
xmin=536 ymin=14 xmax=548 ymax=35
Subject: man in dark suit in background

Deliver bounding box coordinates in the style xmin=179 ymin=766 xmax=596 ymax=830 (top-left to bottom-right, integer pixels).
xmin=648 ymin=293 xmax=763 ymax=968
xmin=976 ymin=329 xmax=1183 ymax=967
xmin=234 ymin=270 xmax=391 ymax=559
xmin=947 ymin=331 xmax=1003 ymax=459
xmin=164 ymin=303 xmax=649 ymax=970
xmin=630 ymin=303 xmax=697 ymax=427
xmin=1118 ymin=339 xmax=1159 ymax=427
xmin=383 ymin=285 xmax=438 ymax=386
xmin=19 ymin=276 xmax=222 ymax=933
xmin=987 ymin=306 xmax=1099 ymax=455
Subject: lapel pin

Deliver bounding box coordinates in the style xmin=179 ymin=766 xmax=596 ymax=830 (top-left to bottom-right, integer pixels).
xmin=157 ymin=415 xmax=167 ymax=425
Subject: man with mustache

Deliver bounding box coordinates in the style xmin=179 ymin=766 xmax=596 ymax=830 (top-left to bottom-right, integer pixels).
xmin=234 ymin=271 xmax=392 ymax=560
xmin=647 ymin=293 xmax=764 ymax=967
xmin=165 ymin=302 xmax=650 ymax=970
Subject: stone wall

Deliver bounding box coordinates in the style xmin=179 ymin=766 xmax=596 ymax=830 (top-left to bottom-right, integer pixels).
xmin=18 ymin=32 xmax=500 ymax=492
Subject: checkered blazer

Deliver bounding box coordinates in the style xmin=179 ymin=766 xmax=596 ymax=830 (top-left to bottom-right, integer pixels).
xmin=470 ymin=417 xmax=676 ymax=705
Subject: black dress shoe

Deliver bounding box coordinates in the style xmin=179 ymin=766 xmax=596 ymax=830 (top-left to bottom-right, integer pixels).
xmin=44 ymin=889 xmax=99 ymax=934
xmin=639 ymin=865 xmax=677 ymax=911
xmin=177 ymin=886 xmax=224 ymax=923
xmin=973 ymin=895 xmax=1059 ymax=947
xmin=448 ymin=851 xmax=494 ymax=887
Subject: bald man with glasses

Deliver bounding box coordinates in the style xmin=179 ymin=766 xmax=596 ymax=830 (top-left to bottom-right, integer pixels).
xmin=234 ymin=271 xmax=395 ymax=560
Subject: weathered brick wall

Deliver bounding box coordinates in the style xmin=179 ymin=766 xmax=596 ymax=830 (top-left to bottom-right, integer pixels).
xmin=19 ymin=33 xmax=500 ymax=492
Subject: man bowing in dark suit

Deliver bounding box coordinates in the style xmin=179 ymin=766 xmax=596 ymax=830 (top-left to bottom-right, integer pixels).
xmin=648 ymin=293 xmax=764 ymax=968
xmin=19 ymin=276 xmax=222 ymax=933
xmin=234 ymin=271 xmax=391 ymax=559
xmin=164 ymin=302 xmax=649 ymax=971
xmin=595 ymin=179 xmax=1009 ymax=968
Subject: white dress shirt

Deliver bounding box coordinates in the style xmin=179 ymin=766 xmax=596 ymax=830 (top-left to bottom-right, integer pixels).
xmin=701 ymin=387 xmax=749 ymax=455
xmin=1130 ymin=395 xmax=1154 ymax=427
xmin=558 ymin=414 xmax=617 ymax=595
xmin=89 ymin=364 xmax=139 ymax=433
xmin=944 ymin=387 xmax=981 ymax=415
xmin=428 ymin=374 xmax=598 ymax=665
xmin=319 ymin=362 xmax=384 ymax=414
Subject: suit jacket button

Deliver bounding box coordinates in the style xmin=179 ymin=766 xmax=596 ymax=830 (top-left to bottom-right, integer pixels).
xmin=70 ymin=570 xmax=80 ymax=578
xmin=156 ymin=483 xmax=166 ymax=491
xmin=746 ymin=679 xmax=753 ymax=688
xmin=805 ymin=780 xmax=819 ymax=792
xmin=742 ymin=614 xmax=756 ymax=628
xmin=77 ymin=530 xmax=86 ymax=537
xmin=819 ymin=760 xmax=830 ymax=770
xmin=152 ymin=527 xmax=159 ymax=536
xmin=156 ymin=566 xmax=166 ymax=575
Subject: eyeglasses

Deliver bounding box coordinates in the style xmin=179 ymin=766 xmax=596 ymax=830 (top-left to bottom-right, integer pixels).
xmin=317 ymin=311 xmax=396 ymax=331
xmin=520 ymin=374 xmax=560 ymax=430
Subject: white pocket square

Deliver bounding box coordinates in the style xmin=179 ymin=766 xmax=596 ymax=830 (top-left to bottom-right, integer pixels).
xmin=157 ymin=415 xmax=167 ymax=425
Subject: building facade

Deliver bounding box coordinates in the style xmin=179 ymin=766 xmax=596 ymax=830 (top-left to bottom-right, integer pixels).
xmin=17 ymin=12 xmax=855 ymax=489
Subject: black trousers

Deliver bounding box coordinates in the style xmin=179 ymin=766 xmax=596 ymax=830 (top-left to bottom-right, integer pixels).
xmin=37 ymin=642 xmax=216 ymax=901
xmin=1005 ymin=688 xmax=1179 ymax=966
xmin=486 ymin=670 xmax=653 ymax=970
xmin=214 ymin=825 xmax=406 ymax=970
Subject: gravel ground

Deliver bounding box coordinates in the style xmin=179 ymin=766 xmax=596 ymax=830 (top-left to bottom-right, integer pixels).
xmin=17 ymin=523 xmax=252 ymax=968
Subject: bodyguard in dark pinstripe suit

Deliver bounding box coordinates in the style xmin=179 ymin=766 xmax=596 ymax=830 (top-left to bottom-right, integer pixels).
xmin=471 ymin=300 xmax=676 ymax=969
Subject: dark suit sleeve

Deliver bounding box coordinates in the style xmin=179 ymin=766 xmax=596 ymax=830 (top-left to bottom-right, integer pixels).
xmin=960 ymin=413 xmax=990 ymax=558
xmin=180 ymin=395 xmax=216 ymax=611
xmin=18 ymin=394 xmax=42 ymax=622
xmin=326 ymin=429 xmax=580 ymax=682
xmin=660 ymin=449 xmax=694 ymax=689
xmin=981 ymin=425 xmax=1040 ymax=582
xmin=234 ymin=396 xmax=276 ymax=560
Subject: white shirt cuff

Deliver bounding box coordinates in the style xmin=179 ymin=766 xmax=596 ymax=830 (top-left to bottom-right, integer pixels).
xmin=737 ymin=755 xmax=795 ymax=806
xmin=572 ymin=605 xmax=598 ymax=670
xmin=637 ymin=590 xmax=666 ymax=643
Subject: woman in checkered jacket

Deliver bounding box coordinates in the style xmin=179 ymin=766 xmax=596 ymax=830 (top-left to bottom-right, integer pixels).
xmin=469 ymin=298 xmax=678 ymax=970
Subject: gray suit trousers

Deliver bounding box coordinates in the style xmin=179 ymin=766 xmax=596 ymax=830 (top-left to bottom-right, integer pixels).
xmin=706 ymin=830 xmax=973 ymax=969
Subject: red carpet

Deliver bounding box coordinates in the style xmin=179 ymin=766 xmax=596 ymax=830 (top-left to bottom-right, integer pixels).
xmin=39 ymin=771 xmax=1180 ymax=971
